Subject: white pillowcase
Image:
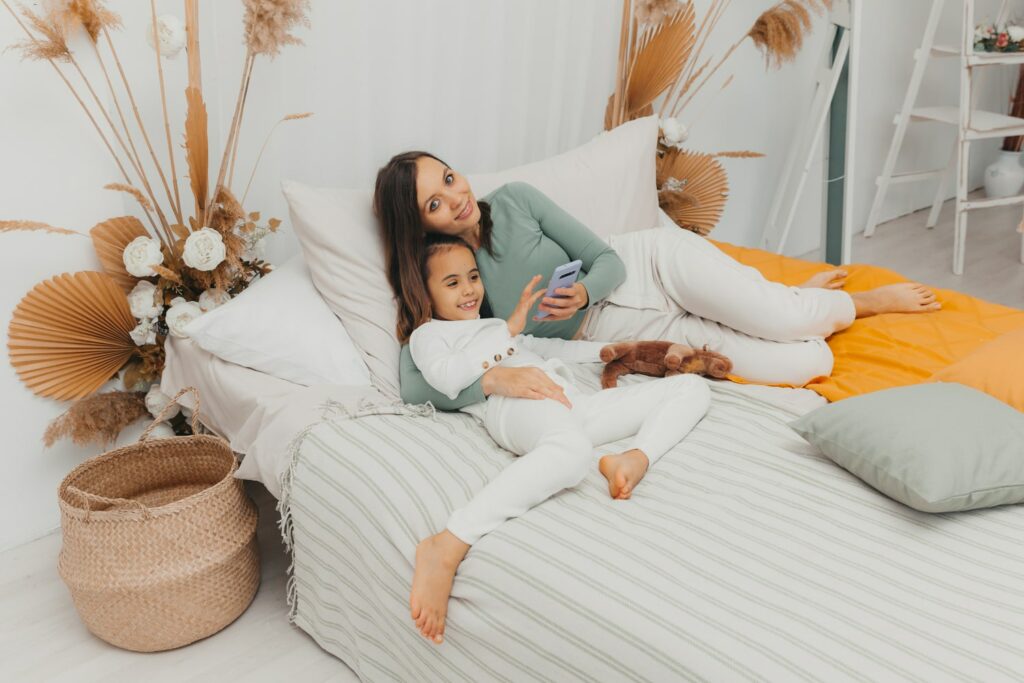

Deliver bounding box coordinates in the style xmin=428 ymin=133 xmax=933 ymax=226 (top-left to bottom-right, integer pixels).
xmin=283 ymin=115 xmax=661 ymax=399
xmin=184 ymin=255 xmax=372 ymax=387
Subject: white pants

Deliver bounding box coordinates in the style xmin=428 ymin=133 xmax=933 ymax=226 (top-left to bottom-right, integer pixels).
xmin=581 ymin=227 xmax=857 ymax=385
xmin=446 ymin=371 xmax=710 ymax=545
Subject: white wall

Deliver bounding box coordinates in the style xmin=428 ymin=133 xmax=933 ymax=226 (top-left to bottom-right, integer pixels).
xmin=2 ymin=0 xmax=968 ymax=550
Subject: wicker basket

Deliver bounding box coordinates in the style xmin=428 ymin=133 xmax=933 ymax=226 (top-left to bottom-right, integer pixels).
xmin=57 ymin=387 xmax=260 ymax=652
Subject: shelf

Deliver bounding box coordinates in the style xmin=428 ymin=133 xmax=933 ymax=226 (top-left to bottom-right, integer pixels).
xmin=931 ymin=44 xmax=1024 ymax=65
xmin=910 ymin=106 xmax=1024 ymax=140
xmin=961 ymin=194 xmax=1024 ymax=211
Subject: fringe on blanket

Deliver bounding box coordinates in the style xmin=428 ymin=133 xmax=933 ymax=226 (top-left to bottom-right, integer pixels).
xmin=275 ymin=399 xmax=437 ymax=623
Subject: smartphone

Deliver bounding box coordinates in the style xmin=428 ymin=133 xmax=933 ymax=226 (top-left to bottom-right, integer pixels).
xmin=535 ymin=260 xmax=583 ymax=319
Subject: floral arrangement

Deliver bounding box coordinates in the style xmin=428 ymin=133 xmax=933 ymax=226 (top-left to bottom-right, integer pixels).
xmin=608 ymin=0 xmax=831 ymax=235
xmin=2 ymin=0 xmax=311 ymax=444
xmin=974 ymin=23 xmax=1024 ymax=52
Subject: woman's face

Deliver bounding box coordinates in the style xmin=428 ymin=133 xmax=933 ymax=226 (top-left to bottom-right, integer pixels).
xmin=415 ymin=156 xmax=481 ymax=236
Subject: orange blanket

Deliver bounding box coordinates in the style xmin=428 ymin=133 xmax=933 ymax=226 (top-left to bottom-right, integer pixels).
xmin=714 ymin=241 xmax=1024 ymax=402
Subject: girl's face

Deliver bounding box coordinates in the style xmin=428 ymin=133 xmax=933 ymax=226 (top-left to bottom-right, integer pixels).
xmin=415 ymin=156 xmax=481 ymax=236
xmin=425 ymin=245 xmax=485 ymax=321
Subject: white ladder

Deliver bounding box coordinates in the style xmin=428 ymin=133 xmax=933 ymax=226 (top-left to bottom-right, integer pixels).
xmin=864 ymin=0 xmax=1024 ymax=275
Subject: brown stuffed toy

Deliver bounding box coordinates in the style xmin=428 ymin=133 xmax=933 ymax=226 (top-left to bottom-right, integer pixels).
xmin=600 ymin=340 xmax=733 ymax=389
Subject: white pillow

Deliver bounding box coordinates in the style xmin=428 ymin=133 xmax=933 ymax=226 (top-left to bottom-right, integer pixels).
xmin=283 ymin=115 xmax=661 ymax=398
xmin=184 ymin=255 xmax=372 ymax=387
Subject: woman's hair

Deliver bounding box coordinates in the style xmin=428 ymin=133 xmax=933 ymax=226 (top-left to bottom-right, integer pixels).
xmin=373 ymin=150 xmax=494 ymax=343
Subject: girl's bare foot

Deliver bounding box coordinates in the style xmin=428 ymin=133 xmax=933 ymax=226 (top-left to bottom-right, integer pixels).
xmin=800 ymin=269 xmax=848 ymax=289
xmin=598 ymin=449 xmax=650 ymax=500
xmin=410 ymin=530 xmax=469 ymax=645
xmin=852 ymin=283 xmax=941 ymax=318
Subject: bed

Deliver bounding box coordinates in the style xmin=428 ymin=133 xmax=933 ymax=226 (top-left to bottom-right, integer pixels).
xmin=163 ymin=338 xmax=1024 ymax=682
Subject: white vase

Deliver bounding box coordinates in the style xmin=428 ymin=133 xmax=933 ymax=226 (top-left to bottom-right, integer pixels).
xmin=983 ymin=150 xmax=1024 ymax=198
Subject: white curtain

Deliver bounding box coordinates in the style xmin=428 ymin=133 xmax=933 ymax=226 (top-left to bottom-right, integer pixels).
xmin=194 ymin=0 xmax=622 ymax=262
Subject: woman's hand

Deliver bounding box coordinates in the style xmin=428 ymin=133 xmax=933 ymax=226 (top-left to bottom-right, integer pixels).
xmin=536 ymin=282 xmax=589 ymax=322
xmin=507 ymin=274 xmax=546 ymax=337
xmin=481 ymin=366 xmax=571 ymax=408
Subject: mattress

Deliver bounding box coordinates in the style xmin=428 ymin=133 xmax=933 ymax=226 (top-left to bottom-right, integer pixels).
xmin=278 ymin=364 xmax=1024 ymax=682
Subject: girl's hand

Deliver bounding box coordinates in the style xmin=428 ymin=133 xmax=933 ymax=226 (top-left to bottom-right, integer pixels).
xmin=507 ymin=274 xmax=546 ymax=337
xmin=536 ymin=282 xmax=589 ymax=322
xmin=481 ymin=366 xmax=572 ymax=408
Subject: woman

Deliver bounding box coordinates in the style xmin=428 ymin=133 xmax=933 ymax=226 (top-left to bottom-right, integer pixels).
xmin=374 ymin=151 xmax=940 ymax=408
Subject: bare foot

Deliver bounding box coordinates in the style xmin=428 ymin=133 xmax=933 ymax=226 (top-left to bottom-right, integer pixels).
xmin=852 ymin=283 xmax=941 ymax=318
xmin=410 ymin=530 xmax=469 ymax=645
xmin=598 ymin=449 xmax=650 ymax=500
xmin=800 ymin=269 xmax=848 ymax=289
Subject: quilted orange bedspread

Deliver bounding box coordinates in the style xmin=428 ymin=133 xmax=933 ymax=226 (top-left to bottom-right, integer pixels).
xmin=715 ymin=241 xmax=1024 ymax=402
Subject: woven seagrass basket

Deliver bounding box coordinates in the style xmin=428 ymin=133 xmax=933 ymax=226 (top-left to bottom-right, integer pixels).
xmin=57 ymin=387 xmax=260 ymax=652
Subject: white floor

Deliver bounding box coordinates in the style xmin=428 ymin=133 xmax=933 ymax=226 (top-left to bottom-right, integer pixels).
xmin=0 ymin=481 xmax=360 ymax=683
xmin=3 ymin=198 xmax=1021 ymax=683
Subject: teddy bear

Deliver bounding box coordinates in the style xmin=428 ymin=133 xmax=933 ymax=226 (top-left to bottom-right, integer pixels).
xmin=600 ymin=340 xmax=733 ymax=389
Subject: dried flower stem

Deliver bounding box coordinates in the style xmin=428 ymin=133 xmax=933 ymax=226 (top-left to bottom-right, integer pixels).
xmin=662 ymin=0 xmax=730 ymax=117
xmin=212 ymin=50 xmax=255 ymax=210
xmin=148 ymin=0 xmax=183 ymax=225
xmin=610 ymin=0 xmax=632 ymax=130
xmin=101 ymin=26 xmax=183 ymax=226
xmin=242 ymin=113 xmax=312 ymax=204
xmin=675 ymin=36 xmax=743 ymax=115
xmin=227 ymin=55 xmax=255 ymax=189
xmin=0 ymin=0 xmax=159 ymax=235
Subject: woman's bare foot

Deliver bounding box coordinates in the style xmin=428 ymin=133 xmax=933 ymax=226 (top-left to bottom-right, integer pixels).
xmin=410 ymin=530 xmax=470 ymax=645
xmin=800 ymin=269 xmax=848 ymax=289
xmin=852 ymin=283 xmax=941 ymax=318
xmin=599 ymin=449 xmax=650 ymax=500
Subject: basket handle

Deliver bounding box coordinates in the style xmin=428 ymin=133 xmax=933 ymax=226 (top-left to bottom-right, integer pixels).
xmin=66 ymin=485 xmax=152 ymax=520
xmin=140 ymin=386 xmax=201 ymax=441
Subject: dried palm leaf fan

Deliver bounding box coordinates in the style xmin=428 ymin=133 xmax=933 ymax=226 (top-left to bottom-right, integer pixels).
xmin=657 ymin=149 xmax=728 ymax=236
xmin=89 ymin=216 xmax=149 ymax=291
xmin=8 ymin=271 xmax=137 ymax=400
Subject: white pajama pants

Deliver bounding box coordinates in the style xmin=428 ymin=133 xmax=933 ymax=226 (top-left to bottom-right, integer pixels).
xmin=581 ymin=227 xmax=858 ymax=385
xmin=446 ymin=371 xmax=711 ymax=545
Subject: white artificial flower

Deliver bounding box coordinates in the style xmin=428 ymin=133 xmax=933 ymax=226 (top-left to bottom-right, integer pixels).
xmin=129 ymin=316 xmax=158 ymax=346
xmin=659 ymin=116 xmax=688 ymax=146
xmin=127 ymin=280 xmax=162 ymax=319
xmin=122 ymin=236 xmax=164 ymax=277
xmin=975 ymin=23 xmax=994 ymax=41
xmin=1008 ymin=25 xmax=1024 ymax=42
xmin=182 ymin=227 xmax=227 ymax=271
xmin=146 ymin=15 xmax=186 ymax=58
xmin=198 ymin=287 xmax=230 ymax=312
xmin=145 ymin=383 xmax=180 ymax=420
xmin=165 ymin=296 xmax=203 ymax=338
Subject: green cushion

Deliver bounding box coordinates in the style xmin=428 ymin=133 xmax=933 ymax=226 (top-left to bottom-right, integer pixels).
xmin=790 ymin=382 xmax=1024 ymax=512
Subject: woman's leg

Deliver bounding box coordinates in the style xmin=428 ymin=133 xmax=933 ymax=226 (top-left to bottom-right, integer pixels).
xmin=410 ymin=394 xmax=591 ymax=644
xmin=647 ymin=227 xmax=858 ymax=342
xmin=585 ymin=304 xmax=835 ymax=386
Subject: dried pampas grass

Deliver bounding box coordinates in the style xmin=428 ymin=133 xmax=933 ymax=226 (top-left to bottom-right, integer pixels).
xmin=7 ymin=3 xmax=71 ymax=62
xmin=0 ymin=220 xmax=79 ymax=236
xmin=749 ymin=0 xmax=832 ymax=68
xmin=104 ymin=183 xmax=153 ymax=212
xmin=243 ymin=0 xmax=311 ymax=58
xmin=58 ymin=0 xmax=121 ymax=43
xmin=43 ymin=391 xmax=147 ymax=447
xmin=713 ymin=150 xmax=765 ymax=158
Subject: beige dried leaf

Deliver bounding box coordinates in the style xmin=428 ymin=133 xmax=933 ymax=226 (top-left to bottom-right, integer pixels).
xmin=185 ymin=86 xmax=209 ymax=217
xmin=626 ymin=3 xmax=697 ymax=115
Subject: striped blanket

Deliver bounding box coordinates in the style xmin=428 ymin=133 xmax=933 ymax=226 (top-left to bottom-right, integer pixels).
xmin=278 ymin=367 xmax=1024 ymax=682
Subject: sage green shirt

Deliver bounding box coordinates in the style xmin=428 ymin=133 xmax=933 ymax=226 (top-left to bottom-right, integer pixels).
xmin=400 ymin=181 xmax=626 ymax=410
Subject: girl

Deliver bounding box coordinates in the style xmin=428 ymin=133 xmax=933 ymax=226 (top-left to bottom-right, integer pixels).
xmin=407 ymin=234 xmax=712 ymax=646
xmin=374 ymin=151 xmax=941 ymax=410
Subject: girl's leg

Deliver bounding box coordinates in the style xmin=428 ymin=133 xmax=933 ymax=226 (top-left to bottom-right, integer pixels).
xmin=579 ymin=374 xmax=711 ymax=498
xmin=410 ymin=395 xmax=591 ymax=644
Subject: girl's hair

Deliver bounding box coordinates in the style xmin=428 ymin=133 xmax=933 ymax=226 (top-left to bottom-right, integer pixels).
xmin=373 ymin=150 xmax=494 ymax=343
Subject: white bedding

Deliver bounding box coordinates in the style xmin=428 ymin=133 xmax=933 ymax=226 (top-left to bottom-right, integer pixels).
xmin=275 ymin=364 xmax=1024 ymax=682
